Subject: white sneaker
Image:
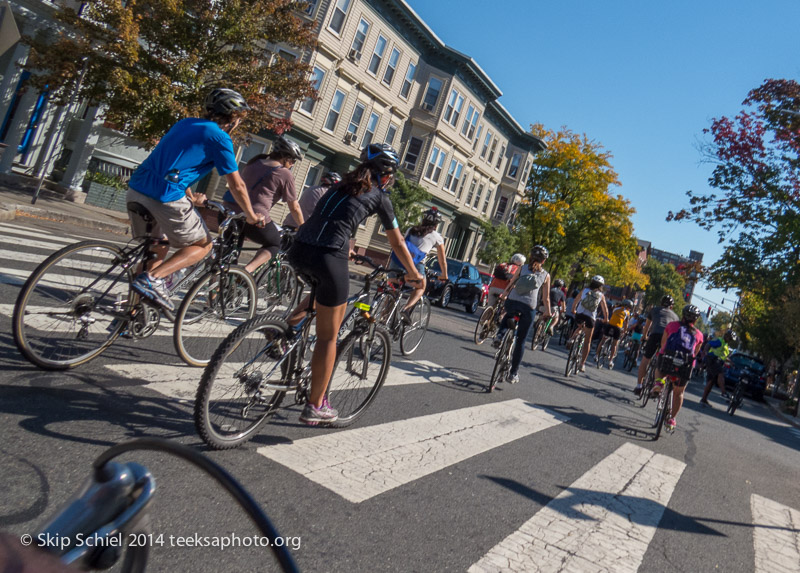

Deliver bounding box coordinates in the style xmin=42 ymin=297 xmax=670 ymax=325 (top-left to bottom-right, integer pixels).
xmin=579 ymin=364 xmax=586 ymax=373
xmin=507 ymin=372 xmax=520 ymax=384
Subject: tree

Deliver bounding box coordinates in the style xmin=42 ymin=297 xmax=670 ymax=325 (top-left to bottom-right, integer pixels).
xmin=709 ymin=311 xmax=733 ymax=335
xmin=477 ymin=220 xmax=518 ymax=268
xmin=23 ymin=0 xmax=317 ymax=146
xmin=390 ymin=172 xmax=431 ymax=233
xmin=641 ymin=258 xmax=686 ymax=311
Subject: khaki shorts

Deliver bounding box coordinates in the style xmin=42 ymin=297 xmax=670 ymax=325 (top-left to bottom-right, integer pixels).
xmin=126 ymin=188 xmax=210 ymax=248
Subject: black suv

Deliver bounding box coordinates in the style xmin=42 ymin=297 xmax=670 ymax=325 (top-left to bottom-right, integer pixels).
xmin=723 ymin=352 xmax=766 ymax=400
xmin=425 ymin=258 xmax=483 ymax=314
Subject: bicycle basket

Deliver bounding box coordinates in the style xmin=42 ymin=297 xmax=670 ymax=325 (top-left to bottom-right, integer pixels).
xmin=659 ymin=351 xmax=693 ymax=379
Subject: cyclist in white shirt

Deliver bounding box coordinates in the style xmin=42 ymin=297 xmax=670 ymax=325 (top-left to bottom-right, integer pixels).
xmin=568 ymin=275 xmax=609 ymax=373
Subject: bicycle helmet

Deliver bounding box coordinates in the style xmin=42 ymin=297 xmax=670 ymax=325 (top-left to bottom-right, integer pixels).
xmin=360 ymin=143 xmax=399 ymax=174
xmin=510 ymin=253 xmax=526 ymax=266
xmin=271 ymin=135 xmax=303 ymax=161
xmin=682 ymin=304 xmax=701 ymax=321
xmin=623 ymin=299 xmax=634 ymax=308
xmin=530 ymin=245 xmax=549 ymax=263
xmin=588 ymin=275 xmax=604 ymax=289
xmin=421 ymin=207 xmax=443 ymax=226
xmin=553 ymin=279 xmax=565 ymax=288
xmin=661 ymin=294 xmax=674 ymax=307
xmin=320 ymin=171 xmax=341 ymax=185
xmin=724 ymin=329 xmax=738 ymax=345
xmin=204 ymin=88 xmax=250 ymax=115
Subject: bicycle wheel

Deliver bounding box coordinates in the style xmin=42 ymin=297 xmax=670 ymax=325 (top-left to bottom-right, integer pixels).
xmin=727 ymin=384 xmax=744 ymax=416
xmin=13 ymin=240 xmax=133 ymax=369
xmin=195 ymin=315 xmax=291 ymax=449
xmin=654 ymin=385 xmax=673 ymax=440
xmin=640 ymin=360 xmax=656 ymax=407
xmin=400 ymin=297 xmax=430 ymax=356
xmin=474 ymin=305 xmax=495 ymax=345
xmin=541 ymin=322 xmax=552 ymax=351
xmin=327 ymin=324 xmax=392 ymax=427
xmin=256 ymin=262 xmax=299 ymax=317
xmin=530 ymin=319 xmax=544 ymax=351
xmin=174 ymin=266 xmax=257 ymax=367
xmin=489 ymin=329 xmax=514 ymax=392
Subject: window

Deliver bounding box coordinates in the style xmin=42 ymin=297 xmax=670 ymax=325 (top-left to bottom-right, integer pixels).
xmin=347 ymin=102 xmax=366 ymax=135
xmin=443 ymin=89 xmax=464 ymax=127
xmin=238 ymin=139 xmax=268 ymax=169
xmin=400 ymin=62 xmax=416 ymax=99
xmin=487 ymin=138 xmax=498 ymax=163
xmin=382 ymin=47 xmax=400 ymax=86
xmin=324 ymin=89 xmax=346 ymax=132
xmin=361 ymin=112 xmax=380 ymax=147
xmin=482 ymin=187 xmax=493 ymax=213
xmin=495 ymin=144 xmax=506 ymax=169
xmin=328 ymin=0 xmax=351 ymax=35
xmin=351 ymin=18 xmax=369 ymax=54
xmin=495 ymin=196 xmax=509 ymax=219
xmin=522 ymin=158 xmax=532 ymax=180
xmin=384 ymin=123 xmax=398 ymax=147
xmin=443 ymin=159 xmax=463 ymax=193
xmin=473 ymin=183 xmax=484 ymax=209
xmin=480 ymin=131 xmax=492 ymax=159
xmin=304 ymin=0 xmax=319 ymax=16
xmin=461 ymin=105 xmax=479 ymax=139
xmin=421 ymin=77 xmax=443 ymax=112
xmin=424 ymin=146 xmax=446 ymax=183
xmin=302 ymin=165 xmax=321 ymax=192
xmin=403 ymin=137 xmax=424 ymax=170
xmin=299 ymin=66 xmax=325 ymax=115
xmin=456 ymin=171 xmax=468 ymax=200
xmin=473 ymin=124 xmax=483 ymax=150
xmin=507 ymin=153 xmax=522 ymax=178
xmin=465 ymin=179 xmax=477 ymax=204
xmin=368 ymin=35 xmax=387 ymax=75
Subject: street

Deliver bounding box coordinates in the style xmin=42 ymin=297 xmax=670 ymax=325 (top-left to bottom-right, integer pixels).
xmin=0 ymin=219 xmax=798 ymax=572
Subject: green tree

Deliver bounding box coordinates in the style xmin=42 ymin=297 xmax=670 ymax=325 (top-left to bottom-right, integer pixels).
xmin=477 ymin=220 xmax=518 ymax=268
xmin=23 ymin=0 xmax=317 ymax=146
xmin=709 ymin=310 xmax=733 ymax=335
xmin=390 ymin=172 xmax=432 ymax=233
xmin=642 ymin=259 xmax=686 ymax=311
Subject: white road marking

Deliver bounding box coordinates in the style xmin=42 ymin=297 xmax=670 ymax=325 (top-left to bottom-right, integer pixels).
xmin=0 ymin=222 xmax=130 ymax=245
xmin=752 ymin=494 xmax=800 ymax=573
xmin=469 ymin=442 xmax=686 ymax=573
xmin=259 ymin=399 xmax=568 ymax=503
xmin=0 ymin=222 xmax=54 ymax=235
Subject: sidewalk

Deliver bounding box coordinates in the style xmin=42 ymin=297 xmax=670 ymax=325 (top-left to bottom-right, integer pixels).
xmin=763 ymin=396 xmax=800 ymax=429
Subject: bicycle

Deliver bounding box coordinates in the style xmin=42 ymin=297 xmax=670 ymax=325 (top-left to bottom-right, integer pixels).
xmin=12 ymin=200 xmax=243 ymax=370
xmin=474 ymin=295 xmax=504 ymax=345
xmin=195 ymin=261 xmax=392 ymax=449
xmin=488 ymin=312 xmax=520 ymax=392
xmin=622 ymin=334 xmax=642 ymax=371
xmin=652 ymin=375 xmax=675 ymax=440
xmin=369 ymin=265 xmax=432 ymax=356
xmin=639 ymin=357 xmax=658 ymax=407
xmin=250 ymin=227 xmax=301 ymax=318
xmin=530 ymin=311 xmax=556 ymax=351
xmin=595 ymin=336 xmax=614 ymax=369
xmin=564 ymin=327 xmax=586 ymax=377
xmin=726 ymin=366 xmax=757 ymax=416
xmin=558 ymin=315 xmax=574 ymax=346
xmin=32 ymin=438 xmax=297 ymax=572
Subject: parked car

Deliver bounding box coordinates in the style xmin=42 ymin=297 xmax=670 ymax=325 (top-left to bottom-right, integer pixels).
xmin=479 ymin=272 xmax=492 ymax=306
xmin=425 ymin=258 xmax=483 ymax=314
xmin=723 ymin=352 xmax=766 ymax=400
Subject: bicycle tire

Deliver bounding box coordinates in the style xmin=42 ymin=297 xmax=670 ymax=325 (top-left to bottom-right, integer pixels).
xmin=474 ymin=306 xmax=495 ymax=345
xmin=174 ymin=266 xmax=258 ymax=367
xmin=541 ymin=321 xmax=552 ymax=351
xmin=256 ymin=261 xmax=300 ymax=317
xmin=653 ymin=382 xmax=671 ymax=439
xmin=640 ymin=360 xmax=656 ymax=407
xmin=13 ymin=240 xmax=133 ymax=369
xmin=530 ymin=319 xmax=543 ymax=351
xmin=327 ymin=325 xmax=392 ymax=427
xmin=489 ymin=329 xmax=515 ymax=391
xmin=727 ymin=384 xmax=744 ymax=416
xmin=400 ymin=297 xmax=431 ymax=356
xmin=195 ymin=314 xmax=291 ymax=449
xmin=565 ymin=333 xmax=582 ymax=377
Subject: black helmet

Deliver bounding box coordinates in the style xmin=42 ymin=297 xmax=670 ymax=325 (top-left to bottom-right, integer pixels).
xmin=724 ymin=329 xmax=738 ymax=345
xmin=530 ymin=245 xmax=549 ymax=263
xmin=204 ymin=88 xmax=250 ymax=115
xmin=661 ymin=294 xmax=674 ymax=307
xmin=682 ymin=304 xmax=701 ymax=321
xmin=360 ymin=143 xmax=399 ymax=173
xmin=320 ymin=171 xmax=341 ymax=185
xmin=422 ymin=207 xmax=443 ymax=226
xmin=623 ymin=299 xmax=634 ymax=308
xmin=553 ymin=278 xmax=565 ymax=288
xmin=272 ymin=135 xmax=303 ymax=161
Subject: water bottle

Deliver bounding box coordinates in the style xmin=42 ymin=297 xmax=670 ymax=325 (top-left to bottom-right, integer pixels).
xmin=165 ymin=268 xmax=186 ymax=291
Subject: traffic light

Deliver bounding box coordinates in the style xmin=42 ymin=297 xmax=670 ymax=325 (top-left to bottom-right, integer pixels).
xmin=707 ymin=306 xmax=712 ymax=315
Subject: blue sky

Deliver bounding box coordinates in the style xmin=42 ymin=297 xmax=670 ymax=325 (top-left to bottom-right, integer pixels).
xmin=405 ymin=0 xmax=800 ymax=310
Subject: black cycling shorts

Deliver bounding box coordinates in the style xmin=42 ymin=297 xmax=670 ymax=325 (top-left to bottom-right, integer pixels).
xmin=287 ymin=241 xmax=349 ymax=307
xmin=643 ymin=333 xmax=663 ymax=359
xmin=241 ymin=220 xmax=282 ymax=256
xmin=706 ymin=355 xmax=724 ymax=382
xmin=603 ymin=324 xmax=623 ymax=340
xmin=574 ymin=313 xmax=595 ymax=329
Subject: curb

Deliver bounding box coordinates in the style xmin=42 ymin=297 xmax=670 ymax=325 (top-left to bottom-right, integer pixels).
xmin=1 ymin=202 xmax=131 ymax=236
xmin=764 ymin=397 xmax=800 ymax=429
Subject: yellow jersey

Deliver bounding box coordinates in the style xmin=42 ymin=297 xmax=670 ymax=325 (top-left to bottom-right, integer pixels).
xmin=608 ymin=307 xmax=630 ymax=329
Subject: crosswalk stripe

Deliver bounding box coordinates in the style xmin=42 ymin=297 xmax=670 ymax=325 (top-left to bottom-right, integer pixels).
xmin=0 ymin=236 xmax=94 ymax=252
xmin=469 ymin=443 xmax=686 ymax=573
xmin=0 ymin=222 xmax=130 ymax=246
xmin=0 ymin=222 xmax=54 ymax=235
xmin=259 ymin=399 xmax=568 ymax=504
xmin=751 ymin=494 xmax=800 ymax=573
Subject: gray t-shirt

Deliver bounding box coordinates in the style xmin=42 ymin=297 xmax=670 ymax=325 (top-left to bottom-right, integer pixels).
xmin=508 ymin=265 xmax=549 ymax=309
xmin=647 ymin=305 xmax=679 ymax=335
xmin=283 ymin=184 xmax=328 ymax=227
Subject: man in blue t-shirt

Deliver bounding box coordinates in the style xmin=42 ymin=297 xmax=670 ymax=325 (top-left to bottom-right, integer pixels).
xmin=126 ymin=88 xmax=264 ymax=311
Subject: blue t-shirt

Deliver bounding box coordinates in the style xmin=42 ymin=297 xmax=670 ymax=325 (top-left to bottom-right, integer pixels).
xmin=128 ymin=118 xmax=239 ymax=203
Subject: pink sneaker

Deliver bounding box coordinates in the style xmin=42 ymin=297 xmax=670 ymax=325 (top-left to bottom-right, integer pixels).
xmin=666 ymin=417 xmax=676 ymax=431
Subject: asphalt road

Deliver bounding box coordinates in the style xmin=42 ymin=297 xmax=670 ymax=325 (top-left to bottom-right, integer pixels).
xmin=0 ymin=218 xmax=798 ymax=573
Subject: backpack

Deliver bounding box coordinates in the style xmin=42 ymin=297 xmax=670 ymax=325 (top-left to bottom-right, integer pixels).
xmin=661 ymin=324 xmax=697 ymax=378
xmin=514 ymin=270 xmax=544 ymax=296
xmin=389 ymin=235 xmax=427 ymax=271
xmin=493 ymin=263 xmax=511 ymax=281
xmin=581 ymin=290 xmax=603 ymax=313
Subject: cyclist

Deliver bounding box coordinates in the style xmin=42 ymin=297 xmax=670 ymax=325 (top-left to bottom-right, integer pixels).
xmin=699 ymin=329 xmax=738 ymax=407
xmin=651 ymin=305 xmax=704 ymax=430
xmin=596 ymin=299 xmax=633 ymax=368
xmin=286 ymin=143 xmax=423 ymax=424
xmin=568 ymin=275 xmax=609 ymax=373
xmin=494 ymin=245 xmax=551 ymax=384
xmin=223 ymin=135 xmax=305 ymax=274
xmin=388 ymin=207 xmax=448 ymax=323
xmin=547 ymin=279 xmax=567 ymax=335
xmin=283 ymin=171 xmax=342 ymax=228
xmin=126 ymin=88 xmax=264 ymax=312
xmin=634 ymin=295 xmax=679 ymax=396
xmin=488 ymin=253 xmax=526 ymax=308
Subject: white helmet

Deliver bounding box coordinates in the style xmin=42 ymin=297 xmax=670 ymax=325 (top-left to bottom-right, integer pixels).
xmin=511 ymin=253 xmax=526 ymax=265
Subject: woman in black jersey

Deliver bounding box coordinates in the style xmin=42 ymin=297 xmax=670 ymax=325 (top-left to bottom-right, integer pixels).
xmin=287 ymin=144 xmax=423 ymax=425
